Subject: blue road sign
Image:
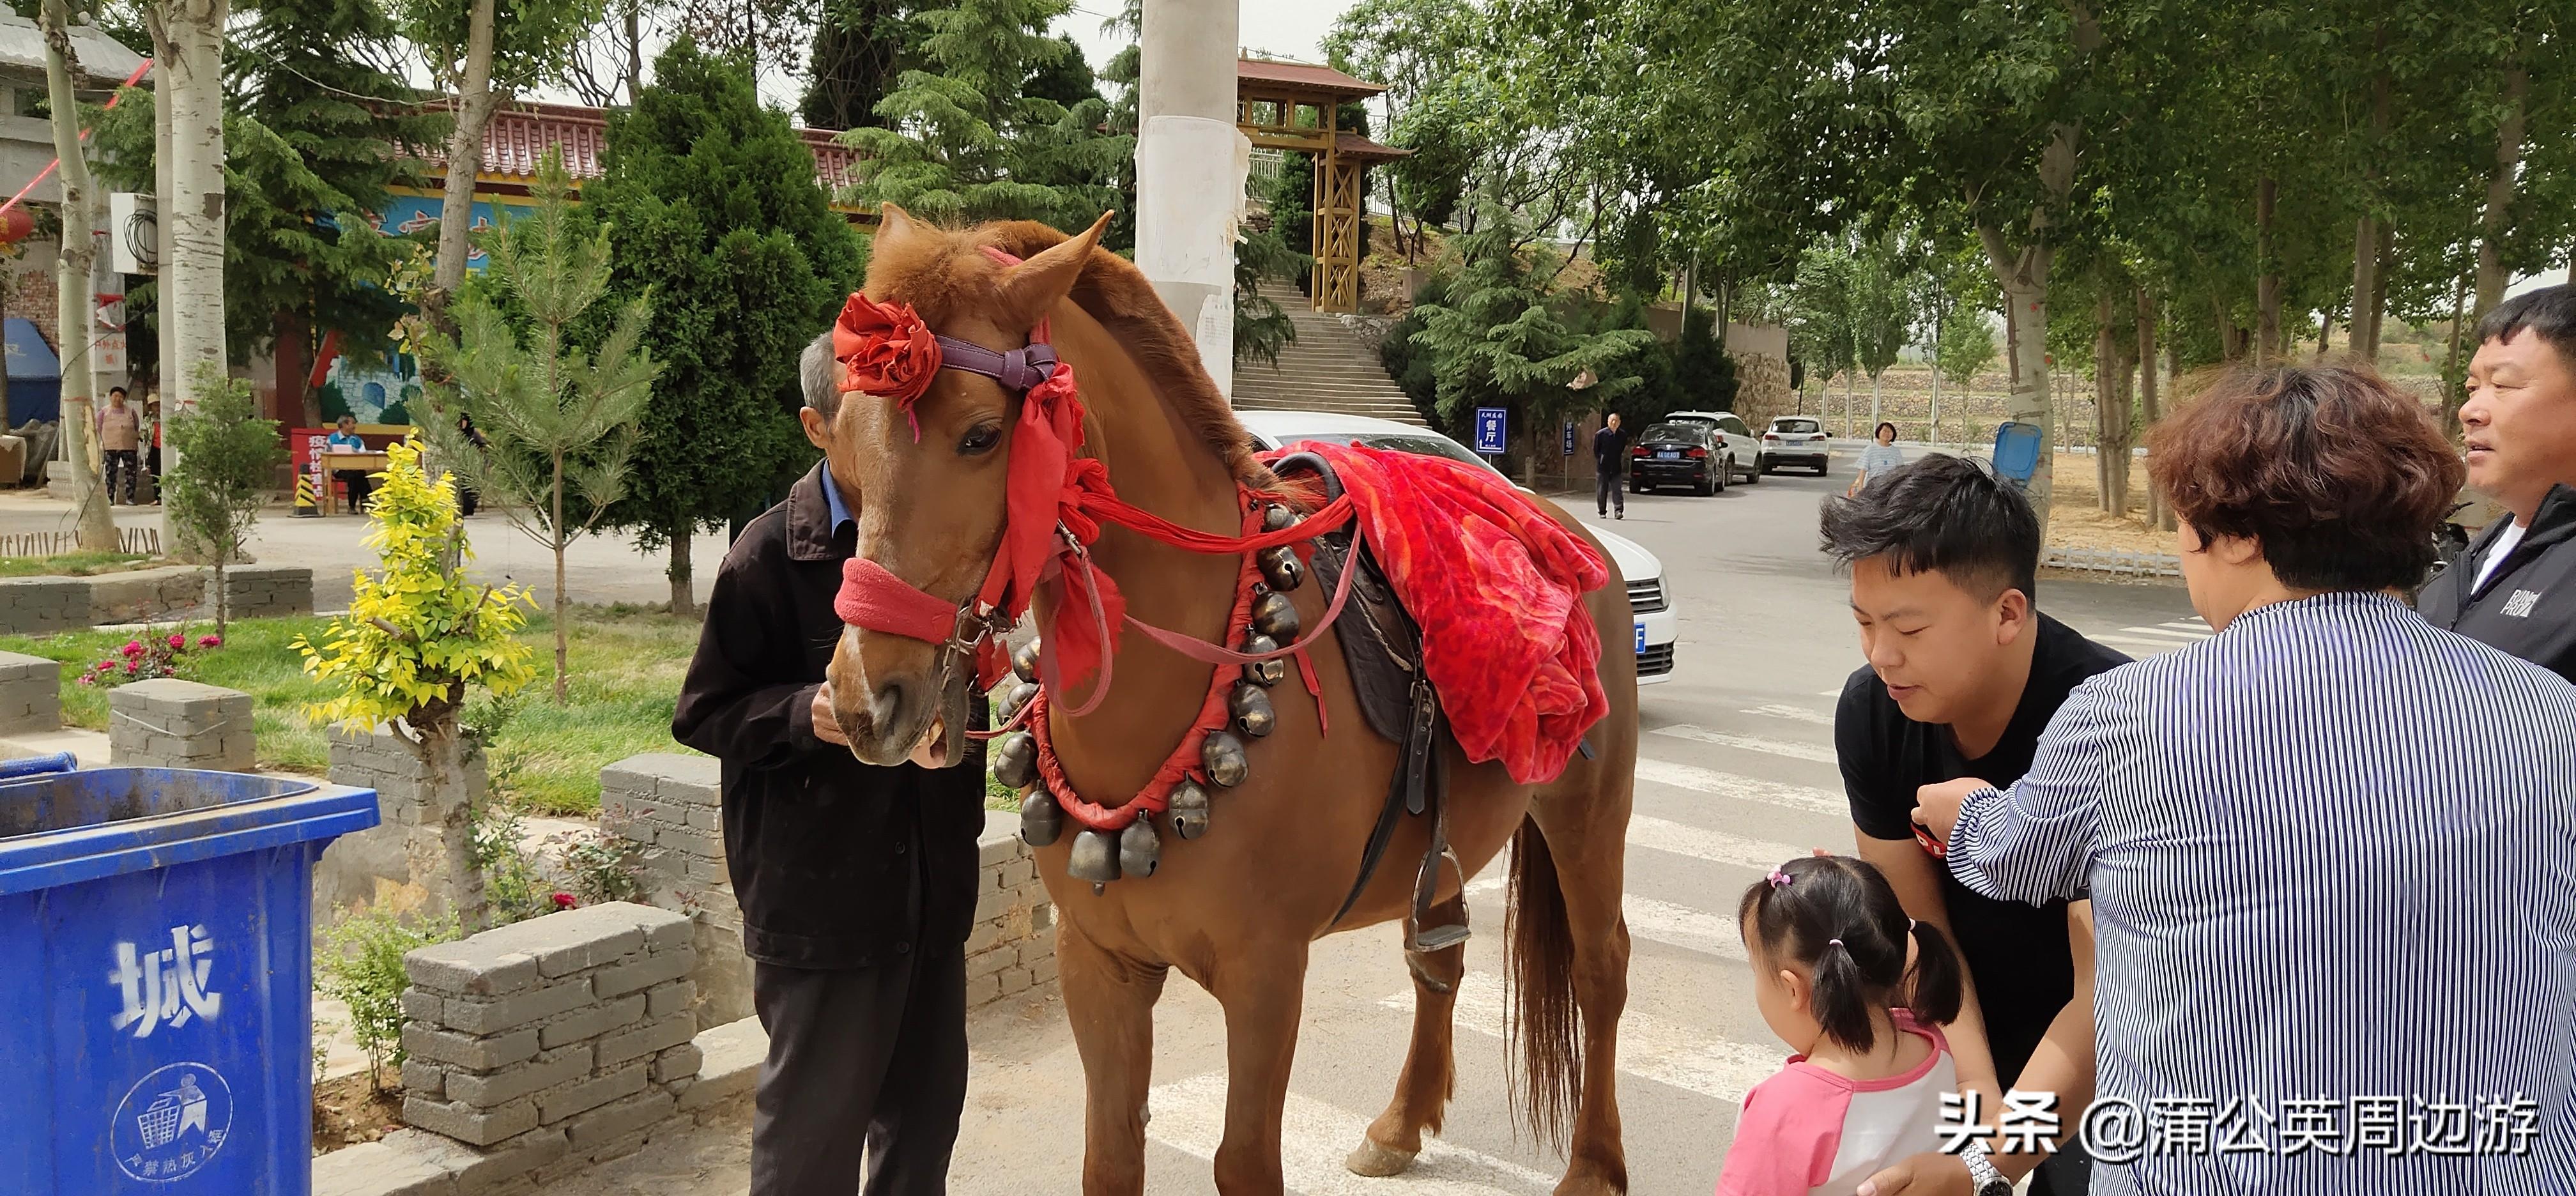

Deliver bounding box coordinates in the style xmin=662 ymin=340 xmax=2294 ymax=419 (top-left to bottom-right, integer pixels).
xmin=1475 ymin=408 xmax=1507 ymax=455
xmin=1563 ymin=422 xmax=1576 ymax=456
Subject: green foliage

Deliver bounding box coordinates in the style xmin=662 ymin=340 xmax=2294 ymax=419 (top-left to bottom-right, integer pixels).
xmin=391 ymin=0 xmax=604 ymax=95
xmin=295 ymin=441 xmax=540 ymax=732
xmin=163 ymin=369 xmax=288 ymax=631
xmin=804 ymin=0 xmax=926 ymax=131
xmin=1234 ymin=226 xmax=1310 ymax=368
xmin=590 ymin=41 xmax=862 ymax=570
xmin=840 ymin=0 xmax=1123 ymax=227
xmin=1406 ymin=199 xmax=1657 ymax=466
xmin=553 ymin=827 xmax=644 ymax=905
xmin=318 ymin=907 xmax=460 ymax=1081
xmin=471 ymin=801 xmax=553 ymax=926
xmin=1936 ymin=317 xmax=1999 ymax=392
xmin=412 ymin=151 xmax=661 ymax=701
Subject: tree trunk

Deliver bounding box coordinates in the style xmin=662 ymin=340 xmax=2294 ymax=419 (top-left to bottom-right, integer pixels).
xmin=2106 ymin=332 xmax=2135 ymax=521
xmin=668 ymin=532 xmax=694 ymax=617
xmin=2317 ymin=296 xmax=2336 ymax=358
xmin=1868 ymin=371 xmax=1882 ymax=431
xmin=40 ymin=0 xmax=114 ymax=551
xmin=2350 ymin=215 xmax=2382 ymax=362
xmin=2138 ymin=286 xmax=2168 ymax=530
xmin=551 ymin=451 xmax=569 ymax=703
xmin=430 ymin=0 xmax=502 ymax=321
xmin=2254 ymin=176 xmax=2280 ymax=366
xmin=2473 ymin=64 xmax=2528 ymax=321
xmin=150 ymin=8 xmax=172 ymax=409
xmin=623 ymin=1 xmax=643 ymax=103
xmin=2094 ymin=290 xmax=2115 ymax=510
xmin=1981 ymin=225 xmax=2058 ymax=524
xmin=2214 ymin=293 xmax=2246 ymax=361
xmin=2442 ymin=270 xmax=2472 ymax=434
xmin=213 ymin=559 xmax=227 ymax=637
xmin=161 ymin=0 xmax=226 ymax=418
xmin=1927 ymin=314 xmax=1943 ymax=446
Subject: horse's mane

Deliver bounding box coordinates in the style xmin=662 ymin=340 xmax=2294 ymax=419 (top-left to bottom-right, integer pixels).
xmin=865 ymin=217 xmax=1278 ymax=493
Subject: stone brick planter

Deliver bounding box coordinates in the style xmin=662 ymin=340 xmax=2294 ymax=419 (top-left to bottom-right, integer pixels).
xmin=0 ymin=563 xmax=312 ymax=634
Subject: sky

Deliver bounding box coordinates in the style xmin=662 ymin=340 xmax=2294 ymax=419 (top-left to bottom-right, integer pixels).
xmin=1052 ymin=0 xmax=1362 ymax=78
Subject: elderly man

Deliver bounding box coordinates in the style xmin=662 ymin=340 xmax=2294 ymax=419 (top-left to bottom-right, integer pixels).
xmin=2416 ymin=283 xmax=2576 ymax=680
xmin=671 ymin=332 xmax=988 ymax=1196
xmin=1593 ymin=412 xmax=1629 ymax=519
xmin=1914 ymin=365 xmax=2576 ymax=1195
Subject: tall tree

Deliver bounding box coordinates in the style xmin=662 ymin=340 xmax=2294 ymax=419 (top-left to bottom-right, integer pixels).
xmin=839 ymin=0 xmax=1117 ymax=228
xmin=36 ymin=0 xmax=113 ymax=550
xmin=802 ymin=0 xmax=919 ymax=129
xmin=396 ymin=0 xmax=600 ymax=326
xmin=592 ymin=40 xmax=864 ymax=615
xmin=413 ymin=152 xmax=660 ymax=703
xmin=145 ymin=0 xmax=229 ymax=429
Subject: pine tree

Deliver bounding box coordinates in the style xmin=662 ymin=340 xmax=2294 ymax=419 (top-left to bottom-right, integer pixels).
xmin=592 ymin=40 xmax=866 ymax=616
xmin=840 ymin=0 xmax=1119 ymax=228
xmin=802 ymin=0 xmax=923 ymax=130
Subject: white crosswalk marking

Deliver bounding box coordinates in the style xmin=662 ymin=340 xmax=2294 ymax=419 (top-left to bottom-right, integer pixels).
xmin=1466 ymin=874 xmax=1749 ymax=961
xmin=1634 ymin=756 xmax=1845 ymax=817
xmin=1648 ymin=723 xmax=1837 ymax=763
xmin=1395 ymin=971 xmax=1783 ymax=1105
xmin=1147 ymin=1071 xmax=1557 ymax=1193
xmin=1627 ymin=813 xmax=1818 ymax=871
xmin=1740 ymin=703 xmax=1835 ymax=726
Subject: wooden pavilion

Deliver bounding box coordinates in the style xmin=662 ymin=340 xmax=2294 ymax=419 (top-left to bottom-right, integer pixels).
xmin=1234 ymin=58 xmax=1409 ymax=313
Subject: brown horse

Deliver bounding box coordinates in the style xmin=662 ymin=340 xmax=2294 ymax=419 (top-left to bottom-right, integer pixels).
xmin=819 ymin=204 xmax=1640 ymax=1195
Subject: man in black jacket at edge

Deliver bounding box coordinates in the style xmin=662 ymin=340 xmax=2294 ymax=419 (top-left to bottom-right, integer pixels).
xmin=672 ymin=330 xmax=990 ymax=1196
xmin=2418 ymin=284 xmax=2576 ymax=683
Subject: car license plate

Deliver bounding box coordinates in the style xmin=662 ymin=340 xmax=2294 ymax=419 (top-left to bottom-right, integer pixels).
xmin=1634 ymin=624 xmax=1646 ymax=654
xmin=1657 ymin=450 xmax=1680 ymax=460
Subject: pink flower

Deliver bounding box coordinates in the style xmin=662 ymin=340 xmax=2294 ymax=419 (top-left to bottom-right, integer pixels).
xmin=121 ymin=641 xmax=144 ymax=657
xmin=91 ymin=660 xmax=112 ymax=671
xmin=122 ymin=662 xmax=137 ymax=674
xmin=550 ymin=892 xmax=576 ymax=910
xmin=75 ymin=673 xmax=93 ymax=687
xmin=167 ymin=634 xmax=185 ymax=649
xmin=198 ymin=635 xmax=221 ymax=648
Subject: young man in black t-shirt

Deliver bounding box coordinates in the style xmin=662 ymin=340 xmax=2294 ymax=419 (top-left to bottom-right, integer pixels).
xmin=1821 ymin=455 xmax=2129 ymax=1196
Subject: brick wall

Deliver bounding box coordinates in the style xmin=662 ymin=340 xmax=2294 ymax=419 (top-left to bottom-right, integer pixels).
xmin=107 ymin=678 xmax=254 ymax=770
xmin=0 ymin=649 xmax=59 ymax=735
xmin=969 ymin=811 xmax=1055 ymax=1006
xmin=318 ymin=724 xmax=487 ymax=930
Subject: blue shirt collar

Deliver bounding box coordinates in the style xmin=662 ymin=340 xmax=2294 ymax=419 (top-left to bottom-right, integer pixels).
xmin=822 ymin=462 xmax=854 ymax=534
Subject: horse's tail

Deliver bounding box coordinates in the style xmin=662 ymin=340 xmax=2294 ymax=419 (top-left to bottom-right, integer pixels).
xmin=1504 ymin=815 xmax=1581 ymax=1149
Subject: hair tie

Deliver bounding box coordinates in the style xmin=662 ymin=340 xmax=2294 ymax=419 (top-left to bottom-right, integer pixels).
xmin=1766 ymin=868 xmax=1792 ymax=889
xmin=1827 ymin=938 xmax=1844 ymax=950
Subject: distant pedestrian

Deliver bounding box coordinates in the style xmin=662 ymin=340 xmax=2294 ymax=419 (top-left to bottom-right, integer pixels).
xmin=1851 ymin=422 xmax=1903 ymax=495
xmin=454 ymin=413 xmax=489 ymax=516
xmin=1916 ymin=364 xmax=2576 ymax=1195
xmin=1593 ymin=413 xmax=1629 ymax=519
xmin=2414 ymin=283 xmax=2576 ymax=681
xmin=97 ymin=386 xmax=140 ymax=505
xmin=327 ymin=415 xmax=372 ymax=512
xmin=1714 ymin=854 xmax=1965 ymax=1196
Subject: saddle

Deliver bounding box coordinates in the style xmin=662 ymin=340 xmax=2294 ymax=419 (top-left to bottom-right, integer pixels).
xmin=1269 ymin=452 xmax=1470 ymax=972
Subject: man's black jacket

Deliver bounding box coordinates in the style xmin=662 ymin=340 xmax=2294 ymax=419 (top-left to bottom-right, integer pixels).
xmin=672 ymin=463 xmax=990 ymax=969
xmin=1593 ymin=425 xmax=1629 ymax=476
xmin=2417 ymin=483 xmax=2576 ymax=684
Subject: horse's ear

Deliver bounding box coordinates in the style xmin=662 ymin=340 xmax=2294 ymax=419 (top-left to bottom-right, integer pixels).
xmin=877 ymin=203 xmax=923 ymax=251
xmin=996 ymin=210 xmax=1113 ymax=332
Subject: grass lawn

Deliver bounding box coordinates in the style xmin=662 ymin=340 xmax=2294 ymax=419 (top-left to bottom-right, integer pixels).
xmin=0 ymin=604 xmax=702 ymax=816
xmin=0 ymin=551 xmax=156 ymax=577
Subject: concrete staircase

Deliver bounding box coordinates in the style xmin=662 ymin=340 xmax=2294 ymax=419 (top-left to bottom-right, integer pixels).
xmin=1230 ymin=293 xmax=1427 ymax=426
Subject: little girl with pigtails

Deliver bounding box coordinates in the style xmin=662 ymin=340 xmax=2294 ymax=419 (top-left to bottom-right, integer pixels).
xmin=1715 ymin=855 xmax=1968 ymax=1196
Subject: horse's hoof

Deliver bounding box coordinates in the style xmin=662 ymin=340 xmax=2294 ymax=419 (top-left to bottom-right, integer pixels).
xmin=1345 ymin=1137 xmax=1418 ymax=1177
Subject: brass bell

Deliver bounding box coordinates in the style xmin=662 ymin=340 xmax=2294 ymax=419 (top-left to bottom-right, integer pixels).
xmin=1167 ymin=779 xmax=1211 ymax=840
xmin=1257 ymin=545 xmax=1305 ymax=592
xmin=1262 ymin=503 xmax=1297 ymax=532
xmin=1252 ymin=592 xmax=1301 ymax=641
xmin=1201 ymin=730 xmax=1249 ymax=788
xmin=1068 ymin=830 xmax=1120 ymax=885
xmin=1012 ymin=640 xmax=1043 ymax=684
xmin=1241 ymin=634 xmax=1285 ymax=687
xmin=999 ymin=680 xmax=1041 ymax=724
xmin=992 ymin=730 xmax=1038 ymax=790
xmin=1119 ymin=818 xmax=1161 ymax=878
xmin=1019 ymin=788 xmax=1064 ymax=847
xmin=1230 ymin=684 xmax=1275 ymax=737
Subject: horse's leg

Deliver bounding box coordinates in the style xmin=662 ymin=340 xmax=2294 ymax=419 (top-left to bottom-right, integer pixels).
xmin=1347 ymin=894 xmax=1467 ymax=1177
xmin=1059 ymin=917 xmax=1168 ymax=1196
xmin=1210 ymin=938 xmax=1313 ymax=1195
xmin=1528 ymin=791 xmax=1633 ymax=1196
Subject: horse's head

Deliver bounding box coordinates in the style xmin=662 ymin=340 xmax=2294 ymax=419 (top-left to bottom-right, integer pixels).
xmin=805 ymin=204 xmax=1109 ymax=767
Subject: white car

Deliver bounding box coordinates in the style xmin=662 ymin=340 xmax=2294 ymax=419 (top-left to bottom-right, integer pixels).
xmin=1661 ymin=410 xmax=1763 ymax=484
xmin=1759 ymin=415 xmax=1832 ymax=475
xmin=1236 ymin=410 xmax=1678 ymax=686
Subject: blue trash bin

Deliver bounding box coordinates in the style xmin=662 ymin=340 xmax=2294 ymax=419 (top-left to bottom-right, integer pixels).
xmin=0 ymin=765 xmax=379 ymax=1195
xmin=1991 ymin=420 xmax=2044 ymax=490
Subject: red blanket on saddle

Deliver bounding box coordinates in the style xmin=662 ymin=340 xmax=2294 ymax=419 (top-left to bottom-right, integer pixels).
xmin=1284 ymin=443 xmax=1611 ymax=785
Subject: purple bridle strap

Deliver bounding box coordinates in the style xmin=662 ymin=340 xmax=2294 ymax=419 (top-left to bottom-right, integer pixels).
xmin=935 ymin=335 xmax=1059 ymax=393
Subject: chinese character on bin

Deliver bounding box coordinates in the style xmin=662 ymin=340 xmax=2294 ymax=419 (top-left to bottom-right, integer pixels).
xmin=109 ymin=925 xmax=222 ymax=1038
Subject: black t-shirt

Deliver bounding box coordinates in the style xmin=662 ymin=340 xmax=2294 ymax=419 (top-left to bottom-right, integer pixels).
xmin=1834 ymin=613 xmax=2131 ymax=1086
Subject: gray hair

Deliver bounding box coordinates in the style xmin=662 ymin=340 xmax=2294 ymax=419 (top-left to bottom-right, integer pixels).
xmin=801 ymin=331 xmax=840 ymax=417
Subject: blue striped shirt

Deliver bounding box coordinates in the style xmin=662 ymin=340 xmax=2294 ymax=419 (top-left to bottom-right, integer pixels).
xmin=1949 ymin=592 xmax=2576 ymax=1194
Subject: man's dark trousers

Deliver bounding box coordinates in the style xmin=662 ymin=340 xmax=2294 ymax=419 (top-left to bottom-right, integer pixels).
xmin=1596 ymin=468 xmax=1623 ymax=517
xmin=751 ymin=944 xmax=968 ymax=1196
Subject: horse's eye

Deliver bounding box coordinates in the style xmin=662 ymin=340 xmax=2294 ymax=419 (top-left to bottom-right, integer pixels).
xmin=958 ymin=425 xmax=1002 ymax=456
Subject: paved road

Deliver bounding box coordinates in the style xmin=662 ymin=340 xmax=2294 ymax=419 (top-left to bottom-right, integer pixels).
xmin=562 ymin=450 xmax=2204 ymax=1195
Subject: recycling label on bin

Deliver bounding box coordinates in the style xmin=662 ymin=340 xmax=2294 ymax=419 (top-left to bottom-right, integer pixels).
xmin=111 ymin=1062 xmax=233 ymax=1182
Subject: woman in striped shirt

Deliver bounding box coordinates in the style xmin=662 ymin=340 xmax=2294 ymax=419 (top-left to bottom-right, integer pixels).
xmin=1912 ymin=364 xmax=2576 ymax=1195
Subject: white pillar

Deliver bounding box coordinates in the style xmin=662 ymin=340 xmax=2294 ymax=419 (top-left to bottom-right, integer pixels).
xmin=1135 ymin=0 xmax=1246 ymax=399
